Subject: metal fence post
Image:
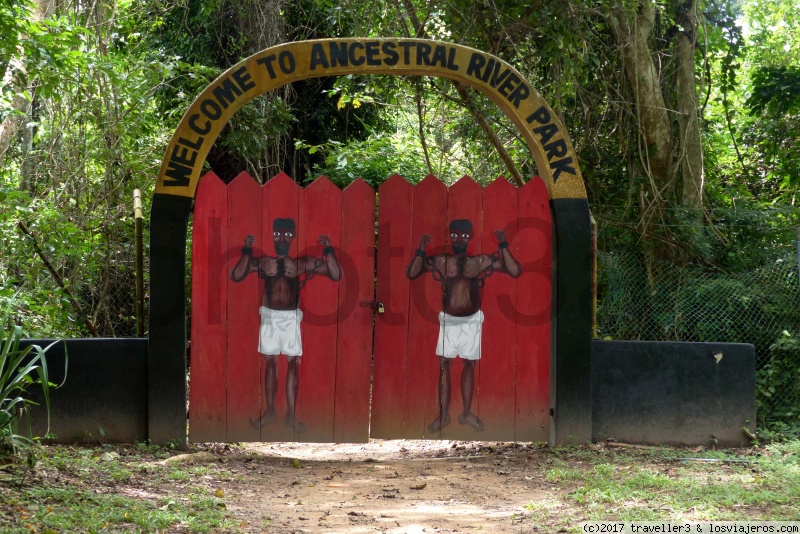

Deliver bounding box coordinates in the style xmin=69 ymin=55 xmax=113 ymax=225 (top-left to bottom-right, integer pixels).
xmin=134 ymin=189 xmax=144 ymax=337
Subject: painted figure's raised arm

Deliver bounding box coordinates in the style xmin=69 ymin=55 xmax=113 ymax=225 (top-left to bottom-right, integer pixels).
xmin=487 ymin=229 xmax=522 ymax=278
xmin=406 ymin=234 xmax=433 ymax=280
xmin=230 ymin=234 xmax=259 ymax=281
xmin=305 ymin=234 xmax=342 ymax=281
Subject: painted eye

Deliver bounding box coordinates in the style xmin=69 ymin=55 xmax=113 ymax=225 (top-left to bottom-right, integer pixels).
xmin=450 ymin=233 xmax=458 ymax=238
xmin=273 ymin=231 xmax=281 ymax=237
xmin=462 ymin=233 xmax=470 ymax=239
xmin=285 ymin=232 xmax=293 ymax=237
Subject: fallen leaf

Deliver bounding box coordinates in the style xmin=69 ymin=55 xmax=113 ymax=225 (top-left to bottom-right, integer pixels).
xmin=214 ymin=488 xmax=225 ymax=498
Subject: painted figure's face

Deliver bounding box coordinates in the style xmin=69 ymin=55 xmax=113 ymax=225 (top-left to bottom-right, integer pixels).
xmin=273 ymin=225 xmax=295 ymax=256
xmin=450 ymin=230 xmax=471 ymax=255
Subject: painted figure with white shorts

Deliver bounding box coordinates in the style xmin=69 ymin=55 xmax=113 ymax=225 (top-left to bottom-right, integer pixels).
xmin=230 ymin=218 xmax=341 ymax=433
xmin=407 ymin=220 xmax=521 ymax=432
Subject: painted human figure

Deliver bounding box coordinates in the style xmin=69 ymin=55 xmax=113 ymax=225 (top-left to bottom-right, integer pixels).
xmin=230 ymin=218 xmax=342 ymax=433
xmin=406 ymin=219 xmax=521 ymax=432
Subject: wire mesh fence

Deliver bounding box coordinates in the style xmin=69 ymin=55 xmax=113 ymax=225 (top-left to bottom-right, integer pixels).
xmin=78 ymin=241 xmax=148 ymax=338
xmin=1 ymin=239 xmax=147 ymax=339
xmin=596 ymin=250 xmax=800 ymax=435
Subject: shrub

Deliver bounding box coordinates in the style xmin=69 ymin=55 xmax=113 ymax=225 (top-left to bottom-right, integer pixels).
xmin=0 ymin=308 xmax=63 ymax=466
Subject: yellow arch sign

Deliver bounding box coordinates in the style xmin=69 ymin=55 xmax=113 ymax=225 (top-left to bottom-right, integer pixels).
xmin=155 ymin=38 xmax=586 ymax=199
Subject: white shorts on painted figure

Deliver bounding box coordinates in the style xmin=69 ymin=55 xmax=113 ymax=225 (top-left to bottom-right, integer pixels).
xmin=436 ymin=310 xmax=484 ymax=360
xmin=259 ymin=306 xmax=303 ymax=356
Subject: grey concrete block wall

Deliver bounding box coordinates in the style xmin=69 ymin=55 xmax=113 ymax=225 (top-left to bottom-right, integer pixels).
xmin=592 ymin=340 xmax=756 ymax=448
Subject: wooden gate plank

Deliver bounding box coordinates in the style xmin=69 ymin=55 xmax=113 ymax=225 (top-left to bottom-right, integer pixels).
xmin=297 ymin=176 xmax=343 ymax=442
xmin=371 ymin=174 xmax=414 ymax=439
xmin=189 ymin=172 xmax=228 ymax=442
xmin=226 ymin=172 xmax=263 ymax=442
xmin=479 ymin=177 xmax=519 ymax=442
xmin=333 ymin=178 xmax=375 ymax=443
xmin=406 ymin=175 xmax=449 ymax=439
xmin=440 ymin=176 xmax=484 ymax=441
xmin=515 ymin=176 xmax=552 ymax=441
xmin=259 ymin=172 xmax=301 ymax=442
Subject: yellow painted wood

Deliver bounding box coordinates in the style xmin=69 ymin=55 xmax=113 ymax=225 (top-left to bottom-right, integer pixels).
xmin=155 ymin=38 xmax=586 ymax=200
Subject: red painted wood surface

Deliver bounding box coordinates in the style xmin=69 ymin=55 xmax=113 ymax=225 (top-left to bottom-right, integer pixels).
xmin=297 ymin=176 xmax=343 ymax=442
xmin=406 ymin=175 xmax=448 ymax=439
xmin=441 ymin=176 xmax=484 ymax=441
xmin=334 ymin=178 xmax=376 ymax=443
xmin=479 ymin=177 xmax=519 ymax=441
xmin=226 ymin=172 xmax=263 ymax=442
xmin=371 ymin=175 xmax=413 ymax=439
xmin=515 ymin=176 xmax=552 ymax=441
xmin=189 ymin=172 xmax=228 ymax=442
xmin=190 ymin=171 xmax=552 ymax=444
xmin=260 ymin=172 xmax=301 ymax=442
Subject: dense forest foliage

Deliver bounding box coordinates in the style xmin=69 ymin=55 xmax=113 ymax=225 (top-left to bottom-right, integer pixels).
xmin=1 ymin=0 xmax=799 ymax=433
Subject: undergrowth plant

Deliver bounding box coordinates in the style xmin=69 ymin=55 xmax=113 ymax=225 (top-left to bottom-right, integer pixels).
xmin=0 ymin=308 xmax=63 ymax=467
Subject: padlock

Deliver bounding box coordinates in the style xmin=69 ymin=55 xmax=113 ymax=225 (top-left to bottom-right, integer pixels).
xmin=377 ymin=302 xmax=385 ymax=314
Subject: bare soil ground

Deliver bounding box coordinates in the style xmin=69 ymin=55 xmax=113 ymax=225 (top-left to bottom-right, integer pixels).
xmin=224 ymin=439 xmax=553 ymax=533
xmin=3 ymin=438 xmax=774 ymax=533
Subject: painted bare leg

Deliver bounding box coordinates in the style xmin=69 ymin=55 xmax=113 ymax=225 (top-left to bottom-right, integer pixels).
xmin=458 ymin=360 xmax=484 ymax=431
xmin=284 ymin=356 xmax=306 ymax=433
xmin=251 ymin=356 xmax=279 ymax=428
xmin=427 ymin=357 xmax=452 ymax=432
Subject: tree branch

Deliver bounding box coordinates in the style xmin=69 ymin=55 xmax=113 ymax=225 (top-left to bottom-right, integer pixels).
xmin=18 ymin=221 xmax=99 ymax=337
xmin=396 ymin=0 xmax=525 ymax=185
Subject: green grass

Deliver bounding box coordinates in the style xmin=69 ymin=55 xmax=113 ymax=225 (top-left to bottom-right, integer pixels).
xmin=529 ymin=441 xmax=800 ymax=528
xmin=0 ymin=444 xmax=241 ymax=533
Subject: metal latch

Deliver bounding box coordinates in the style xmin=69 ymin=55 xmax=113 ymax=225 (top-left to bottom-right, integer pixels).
xmin=360 ymin=301 xmax=385 ymax=313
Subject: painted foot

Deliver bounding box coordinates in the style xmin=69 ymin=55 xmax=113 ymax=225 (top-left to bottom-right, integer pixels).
xmin=284 ymin=415 xmax=307 ymax=434
xmin=426 ymin=413 xmax=452 ymax=432
xmin=250 ymin=409 xmax=278 ymax=428
xmin=458 ymin=412 xmax=485 ymax=432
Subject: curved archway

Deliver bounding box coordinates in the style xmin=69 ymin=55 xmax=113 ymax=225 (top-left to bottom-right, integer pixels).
xmin=155 ymin=38 xmax=586 ymax=200
xmin=148 ymin=39 xmax=592 ymax=446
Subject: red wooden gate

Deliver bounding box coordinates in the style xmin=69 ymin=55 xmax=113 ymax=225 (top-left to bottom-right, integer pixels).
xmin=189 ymin=172 xmax=551 ymax=443
xmin=371 ymin=175 xmax=552 ymax=442
xmin=189 ymin=171 xmax=375 ymax=443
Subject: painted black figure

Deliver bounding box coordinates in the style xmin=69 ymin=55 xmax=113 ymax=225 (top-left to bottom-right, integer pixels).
xmin=406 ymin=219 xmax=521 ymax=432
xmin=230 ymin=218 xmax=342 ymax=433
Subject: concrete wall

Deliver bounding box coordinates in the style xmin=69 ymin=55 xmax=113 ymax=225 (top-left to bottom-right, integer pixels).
xmin=21 ymin=338 xmax=149 ymax=443
xmin=592 ymin=340 xmax=756 ymax=448
xmin=18 ymin=338 xmax=756 ymax=447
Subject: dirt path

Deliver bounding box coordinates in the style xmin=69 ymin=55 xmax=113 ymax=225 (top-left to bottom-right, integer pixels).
xmin=218 ymin=440 xmax=558 ymax=533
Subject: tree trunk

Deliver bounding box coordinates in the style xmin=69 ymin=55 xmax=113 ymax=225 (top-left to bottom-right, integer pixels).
xmin=0 ymin=0 xmax=52 ymax=175
xmin=0 ymin=61 xmax=31 ymax=164
xmin=675 ymin=0 xmax=704 ymax=208
xmin=608 ymin=0 xmax=674 ymax=200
